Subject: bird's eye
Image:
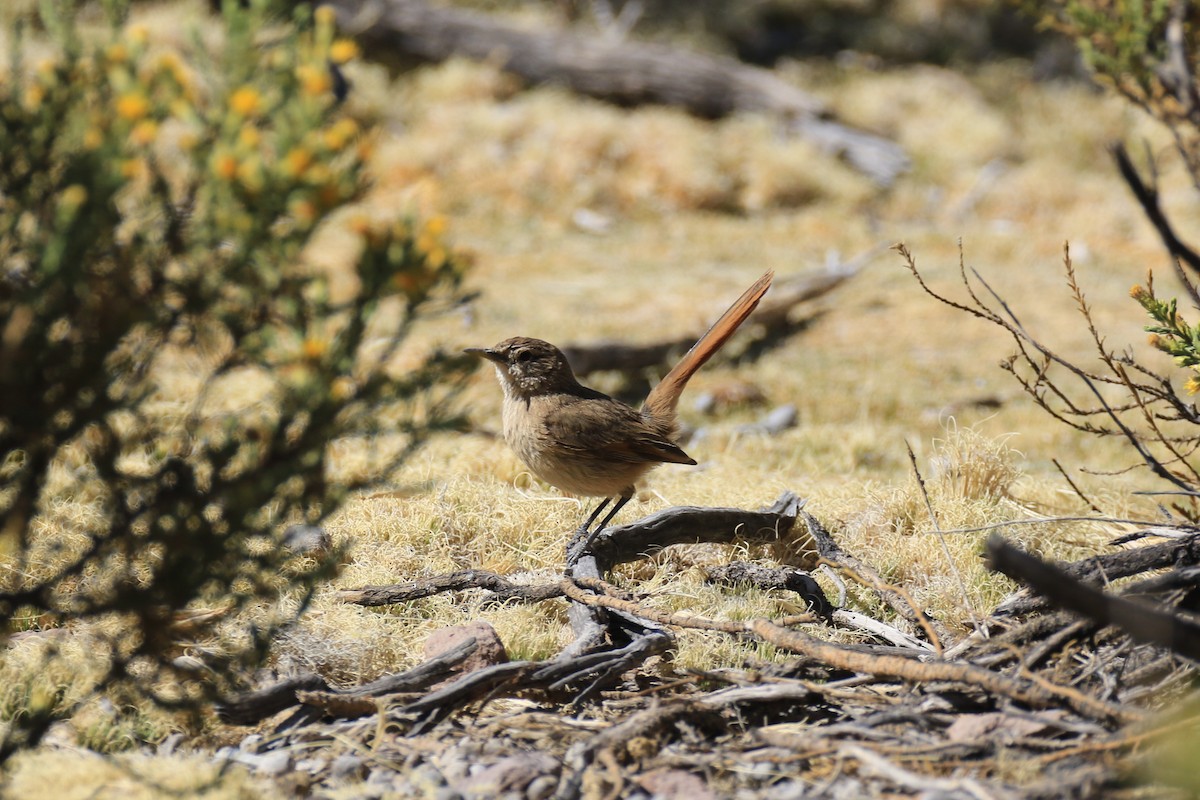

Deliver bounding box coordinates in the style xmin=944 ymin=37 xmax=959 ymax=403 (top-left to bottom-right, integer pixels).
xmin=514 ymin=350 xmax=534 ymax=363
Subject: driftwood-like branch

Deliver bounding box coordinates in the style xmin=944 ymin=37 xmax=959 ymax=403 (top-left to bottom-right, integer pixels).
xmin=1112 ymin=143 xmax=1200 ymax=301
xmin=216 ymin=637 xmax=479 ymax=725
xmin=561 ymin=266 xmax=864 ymax=378
xmin=587 ymin=491 xmax=802 ymax=571
xmin=748 ymin=619 xmax=1137 ymax=723
xmin=994 ymin=531 xmax=1200 ymax=618
xmin=337 ymin=569 xmax=563 ymax=606
xmin=705 ymin=561 xmax=833 ymax=617
xmin=987 ymin=535 xmax=1200 ymax=662
xmin=326 ymin=0 xmax=909 ymax=185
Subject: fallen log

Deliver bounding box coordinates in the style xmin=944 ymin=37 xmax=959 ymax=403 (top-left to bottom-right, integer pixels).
xmin=326 ymin=0 xmax=910 ymax=185
xmin=560 ymin=263 xmax=869 ymax=378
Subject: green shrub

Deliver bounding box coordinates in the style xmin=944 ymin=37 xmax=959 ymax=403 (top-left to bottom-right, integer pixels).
xmin=0 ymin=0 xmax=471 ymax=758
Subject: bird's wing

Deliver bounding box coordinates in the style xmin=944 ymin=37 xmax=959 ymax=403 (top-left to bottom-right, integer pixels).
xmin=541 ymin=397 xmax=696 ymax=466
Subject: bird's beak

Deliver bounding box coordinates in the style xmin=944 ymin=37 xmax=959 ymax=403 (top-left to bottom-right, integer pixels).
xmin=464 ymin=347 xmax=503 ymax=364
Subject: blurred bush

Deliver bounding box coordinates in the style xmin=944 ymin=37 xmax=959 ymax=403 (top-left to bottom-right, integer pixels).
xmin=0 ymin=0 xmax=470 ymax=758
xmin=465 ymin=0 xmax=1068 ymax=69
xmin=1029 ymin=0 xmax=1200 ymax=182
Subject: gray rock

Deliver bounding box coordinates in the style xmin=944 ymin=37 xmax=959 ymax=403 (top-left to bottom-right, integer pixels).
xmin=635 ymin=768 xmax=715 ymax=800
xmin=296 ymin=757 xmax=328 ymax=774
xmin=423 ymin=621 xmax=509 ymax=683
xmin=331 ymin=753 xmax=367 ymax=781
xmin=526 ymin=775 xmax=558 ymax=800
xmin=255 ymin=750 xmax=292 ymax=776
xmin=282 ymin=524 xmax=332 ymax=556
xmin=456 ymin=753 xmax=559 ymax=799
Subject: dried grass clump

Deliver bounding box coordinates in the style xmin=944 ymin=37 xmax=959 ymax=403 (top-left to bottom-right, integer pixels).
xmin=379 ymin=61 xmax=873 ymax=218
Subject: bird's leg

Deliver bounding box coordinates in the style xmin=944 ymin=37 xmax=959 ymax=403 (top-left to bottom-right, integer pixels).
xmin=566 ymin=497 xmax=610 ymax=557
xmin=576 ymin=498 xmax=612 ymax=537
xmin=567 ymin=494 xmax=631 ymax=564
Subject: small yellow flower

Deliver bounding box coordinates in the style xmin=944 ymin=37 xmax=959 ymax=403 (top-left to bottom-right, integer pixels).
xmin=329 ymin=38 xmax=359 ymax=64
xmin=23 ymin=84 xmax=45 ymax=111
xmin=116 ymin=92 xmax=151 ymax=121
xmin=126 ymin=24 xmax=149 ymax=46
xmin=331 ymin=377 xmax=356 ymax=402
xmin=284 ymin=147 xmax=314 ymax=177
xmin=301 ymin=337 xmax=327 ymax=361
xmin=130 ymin=119 xmax=158 ymax=146
xmin=305 ymin=163 xmax=332 ymax=186
xmin=120 ymin=158 xmax=147 ymax=180
xmin=322 ymin=118 xmax=359 ymax=150
xmin=423 ymin=215 xmax=447 ymax=237
xmin=238 ymin=126 xmax=262 ymax=149
xmin=157 ymin=51 xmax=183 ymax=73
xmin=291 ymin=198 xmax=318 ymax=226
xmin=1186 ymin=376 xmax=1200 ymax=395
xmin=297 ymin=64 xmax=332 ymax=97
xmin=229 ymin=86 xmax=262 ymax=117
xmin=1130 ymin=284 xmax=1148 ymax=301
xmin=212 ymin=152 xmax=238 ymax=181
xmin=158 ymin=54 xmax=193 ymax=92
xmin=106 ymin=42 xmax=129 ymax=63
xmin=1148 ymin=334 xmax=1165 ymax=349
xmin=60 ymin=185 xmax=88 ymax=209
xmin=425 ymin=245 xmax=447 ymax=269
xmin=236 ymin=158 xmax=264 ymax=194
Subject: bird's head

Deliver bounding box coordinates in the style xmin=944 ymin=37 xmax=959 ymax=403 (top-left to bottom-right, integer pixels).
xmin=465 ymin=336 xmax=579 ymax=399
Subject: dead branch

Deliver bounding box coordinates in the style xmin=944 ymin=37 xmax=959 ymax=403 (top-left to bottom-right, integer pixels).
xmin=1112 ymin=142 xmax=1200 ymax=301
xmin=325 ymin=0 xmax=910 ymax=185
xmin=561 ymin=266 xmax=863 ymax=378
xmin=564 ymin=575 xmax=819 ymax=635
xmin=216 ymin=637 xmax=478 ymax=725
xmin=337 ymin=569 xmax=563 ymax=607
xmin=585 ymin=492 xmax=802 ymax=571
xmin=704 ymin=561 xmax=832 ymax=617
xmin=986 ymin=535 xmax=1200 ymax=662
xmin=748 ymin=619 xmax=1138 ymax=723
xmin=994 ymin=530 xmax=1200 ymax=618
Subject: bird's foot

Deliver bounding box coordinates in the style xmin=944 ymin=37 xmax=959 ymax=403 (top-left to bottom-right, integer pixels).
xmin=566 ymin=524 xmax=601 ymax=567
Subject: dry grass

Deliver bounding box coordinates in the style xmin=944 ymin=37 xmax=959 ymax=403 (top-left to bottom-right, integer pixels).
xmin=5 ymin=0 xmax=1198 ymax=793
xmin=5 ymin=749 xmax=278 ymax=799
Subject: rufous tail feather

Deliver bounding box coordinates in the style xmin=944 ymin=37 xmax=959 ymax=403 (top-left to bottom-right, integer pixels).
xmin=642 ymin=270 xmax=773 ymax=421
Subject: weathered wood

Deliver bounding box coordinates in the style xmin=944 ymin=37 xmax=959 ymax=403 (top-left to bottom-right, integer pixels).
xmin=560 ymin=266 xmax=863 ymax=378
xmin=338 ymin=569 xmax=563 ymax=606
xmin=326 ymin=0 xmax=910 ymax=185
xmin=705 ymin=561 xmax=833 ymax=617
xmin=994 ymin=531 xmax=1200 ymax=618
xmin=987 ymin=535 xmax=1200 ymax=663
xmin=216 ymin=637 xmax=478 ymax=725
xmin=586 ymin=491 xmax=801 ymax=571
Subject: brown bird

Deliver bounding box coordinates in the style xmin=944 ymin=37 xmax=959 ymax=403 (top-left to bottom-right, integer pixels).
xmin=466 ymin=271 xmax=773 ymax=557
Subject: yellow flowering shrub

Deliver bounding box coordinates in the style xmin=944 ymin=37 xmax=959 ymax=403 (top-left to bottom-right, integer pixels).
xmin=0 ymin=0 xmax=470 ymax=760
